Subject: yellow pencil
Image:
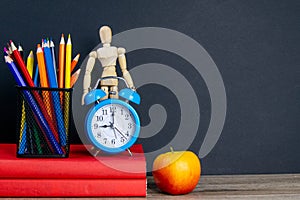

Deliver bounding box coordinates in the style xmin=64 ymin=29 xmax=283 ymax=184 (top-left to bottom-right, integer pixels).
xmin=26 ymin=51 xmax=34 ymax=77
xmin=64 ymin=34 xmax=72 ymax=138
xmin=58 ymin=34 xmax=65 ymax=89
xmin=65 ymin=34 xmax=72 ymax=88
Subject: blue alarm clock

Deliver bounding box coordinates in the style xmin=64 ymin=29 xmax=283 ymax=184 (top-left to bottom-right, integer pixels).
xmin=84 ymin=77 xmax=140 ymax=154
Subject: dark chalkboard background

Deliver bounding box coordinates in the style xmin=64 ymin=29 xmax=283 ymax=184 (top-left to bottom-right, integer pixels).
xmin=0 ymin=0 xmax=299 ymax=175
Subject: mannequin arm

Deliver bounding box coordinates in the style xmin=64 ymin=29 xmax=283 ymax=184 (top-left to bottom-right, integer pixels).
xmin=82 ymin=51 xmax=97 ymax=105
xmin=118 ymin=48 xmax=135 ymax=89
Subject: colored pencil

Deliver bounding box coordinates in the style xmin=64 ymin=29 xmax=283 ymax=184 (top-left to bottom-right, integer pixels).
xmin=10 ymin=41 xmax=34 ymax=87
xmin=4 ymin=47 xmax=9 ymax=56
xmin=19 ymin=51 xmax=35 ymax=153
xmin=44 ymin=39 xmax=67 ymax=146
xmin=26 ymin=51 xmax=34 ymax=77
xmin=33 ymin=64 xmax=39 ymax=86
xmin=71 ymin=53 xmax=80 ymax=73
xmin=36 ymin=44 xmax=49 ymax=88
xmin=43 ymin=39 xmax=58 ymax=87
xmin=7 ymin=43 xmax=12 ymax=55
xmin=65 ymin=34 xmax=72 ymax=88
xmin=4 ymin=56 xmax=63 ymax=154
xmin=70 ymin=68 xmax=81 ymax=87
xmin=18 ymin=43 xmax=24 ymax=60
xmin=50 ymin=39 xmax=58 ymax=82
xmin=10 ymin=41 xmax=62 ymax=151
xmin=18 ymin=122 xmax=27 ymax=154
xmin=58 ymin=34 xmax=65 ymax=89
xmin=63 ymin=34 xmax=72 ymax=140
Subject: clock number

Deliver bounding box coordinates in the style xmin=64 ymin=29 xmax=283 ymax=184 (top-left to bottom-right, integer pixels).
xmin=121 ymin=109 xmax=124 ymax=115
xmin=110 ymin=106 xmax=116 ymax=113
xmin=111 ymin=139 xmax=116 ymax=145
xmin=103 ymin=138 xmax=107 ymax=144
xmin=94 ymin=123 xmax=99 ymax=129
xmin=126 ymin=131 xmax=130 ymax=137
xmin=102 ymin=109 xmax=108 ymax=115
xmin=96 ymin=132 xmax=101 ymax=138
xmin=96 ymin=116 xmax=103 ymax=121
xmin=128 ymin=123 xmax=133 ymax=129
xmin=125 ymin=114 xmax=129 ymax=120
xmin=120 ymin=137 xmax=126 ymax=143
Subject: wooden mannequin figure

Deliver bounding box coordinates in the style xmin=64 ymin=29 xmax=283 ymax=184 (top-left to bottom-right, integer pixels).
xmin=82 ymin=25 xmax=135 ymax=105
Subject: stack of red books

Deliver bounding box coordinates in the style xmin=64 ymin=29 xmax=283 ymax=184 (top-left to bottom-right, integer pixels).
xmin=0 ymin=144 xmax=146 ymax=197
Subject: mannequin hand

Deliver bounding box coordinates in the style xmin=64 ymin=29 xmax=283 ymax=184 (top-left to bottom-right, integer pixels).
xmin=81 ymin=92 xmax=88 ymax=105
xmin=130 ymin=86 xmax=136 ymax=91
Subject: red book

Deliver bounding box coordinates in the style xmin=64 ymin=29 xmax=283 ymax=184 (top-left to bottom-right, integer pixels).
xmin=0 ymin=179 xmax=146 ymax=197
xmin=0 ymin=144 xmax=146 ymax=179
xmin=0 ymin=143 xmax=146 ymax=197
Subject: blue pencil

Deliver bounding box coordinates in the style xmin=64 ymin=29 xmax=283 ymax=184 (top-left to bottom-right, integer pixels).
xmin=4 ymin=56 xmax=63 ymax=154
xmin=43 ymin=39 xmax=57 ymax=87
xmin=50 ymin=39 xmax=58 ymax=80
xmin=33 ymin=64 xmax=39 ymax=86
xmin=43 ymin=40 xmax=67 ymax=146
xmin=18 ymin=123 xmax=27 ymax=154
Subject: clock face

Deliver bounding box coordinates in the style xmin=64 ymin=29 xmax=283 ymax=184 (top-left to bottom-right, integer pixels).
xmin=86 ymin=99 xmax=140 ymax=153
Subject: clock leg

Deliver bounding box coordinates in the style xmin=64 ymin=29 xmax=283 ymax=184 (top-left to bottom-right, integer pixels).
xmin=127 ymin=148 xmax=132 ymax=156
xmin=93 ymin=150 xmax=101 ymax=157
xmin=90 ymin=146 xmax=101 ymax=156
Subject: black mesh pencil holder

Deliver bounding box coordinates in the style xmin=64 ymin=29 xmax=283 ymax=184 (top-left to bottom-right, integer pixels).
xmin=16 ymin=86 xmax=73 ymax=158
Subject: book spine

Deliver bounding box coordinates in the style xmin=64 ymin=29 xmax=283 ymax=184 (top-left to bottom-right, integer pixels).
xmin=0 ymin=160 xmax=146 ymax=179
xmin=0 ymin=178 xmax=146 ymax=197
xmin=0 ymin=144 xmax=146 ymax=179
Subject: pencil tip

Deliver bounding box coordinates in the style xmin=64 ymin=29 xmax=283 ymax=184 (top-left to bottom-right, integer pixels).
xmin=10 ymin=40 xmax=16 ymax=49
xmin=4 ymin=55 xmax=12 ymax=63
xmin=18 ymin=44 xmax=23 ymax=51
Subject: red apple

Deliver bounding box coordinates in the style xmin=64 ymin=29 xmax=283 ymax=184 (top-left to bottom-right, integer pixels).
xmin=152 ymin=148 xmax=201 ymax=195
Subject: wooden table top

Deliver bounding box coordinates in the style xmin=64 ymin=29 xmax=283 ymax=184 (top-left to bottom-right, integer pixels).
xmin=146 ymin=173 xmax=300 ymax=199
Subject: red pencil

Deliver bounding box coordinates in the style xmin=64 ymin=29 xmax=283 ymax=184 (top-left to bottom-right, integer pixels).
xmin=10 ymin=40 xmax=35 ymax=87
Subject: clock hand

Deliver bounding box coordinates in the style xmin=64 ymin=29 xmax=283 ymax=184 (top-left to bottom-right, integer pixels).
xmin=109 ymin=122 xmax=118 ymax=139
xmin=99 ymin=125 xmax=110 ymax=128
xmin=114 ymin=126 xmax=128 ymax=140
xmin=111 ymin=109 xmax=115 ymax=125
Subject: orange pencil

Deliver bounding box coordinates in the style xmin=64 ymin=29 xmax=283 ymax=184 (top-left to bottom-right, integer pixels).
xmin=58 ymin=34 xmax=65 ymax=89
xmin=36 ymin=44 xmax=49 ymax=87
xmin=71 ymin=53 xmax=80 ymax=73
xmin=36 ymin=44 xmax=56 ymax=123
xmin=70 ymin=68 xmax=81 ymax=87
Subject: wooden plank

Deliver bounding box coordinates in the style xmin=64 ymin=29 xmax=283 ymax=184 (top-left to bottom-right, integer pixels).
xmin=147 ymin=174 xmax=300 ymax=199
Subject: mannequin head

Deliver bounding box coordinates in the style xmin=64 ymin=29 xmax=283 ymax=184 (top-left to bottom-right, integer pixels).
xmin=99 ymin=26 xmax=112 ymax=46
